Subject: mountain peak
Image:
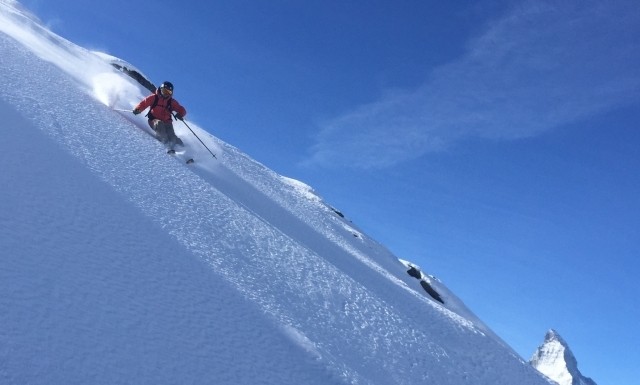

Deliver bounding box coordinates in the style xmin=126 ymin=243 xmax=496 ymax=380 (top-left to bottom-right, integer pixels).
xmin=530 ymin=330 xmax=597 ymax=385
xmin=544 ymin=329 xmax=566 ymax=344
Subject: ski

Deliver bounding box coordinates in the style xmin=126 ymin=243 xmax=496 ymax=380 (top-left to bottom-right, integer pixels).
xmin=167 ymin=148 xmax=194 ymax=164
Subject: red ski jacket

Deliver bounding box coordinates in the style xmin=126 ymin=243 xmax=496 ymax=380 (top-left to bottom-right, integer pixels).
xmin=134 ymin=89 xmax=187 ymax=123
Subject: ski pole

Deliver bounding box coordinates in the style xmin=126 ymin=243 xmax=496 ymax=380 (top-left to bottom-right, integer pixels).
xmin=174 ymin=113 xmax=217 ymax=159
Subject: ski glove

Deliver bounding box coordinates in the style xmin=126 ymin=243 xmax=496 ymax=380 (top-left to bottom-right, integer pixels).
xmin=132 ymin=108 xmax=141 ymax=115
xmin=175 ymin=114 xmax=184 ymax=121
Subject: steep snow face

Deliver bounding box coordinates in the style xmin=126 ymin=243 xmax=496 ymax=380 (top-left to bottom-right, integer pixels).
xmin=530 ymin=330 xmax=597 ymax=385
xmin=0 ymin=1 xmax=557 ymax=384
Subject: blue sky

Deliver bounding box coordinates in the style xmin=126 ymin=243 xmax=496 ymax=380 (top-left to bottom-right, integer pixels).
xmin=19 ymin=0 xmax=640 ymax=383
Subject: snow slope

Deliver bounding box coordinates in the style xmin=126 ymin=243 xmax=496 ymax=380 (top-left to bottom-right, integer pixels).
xmin=0 ymin=1 xmax=554 ymax=384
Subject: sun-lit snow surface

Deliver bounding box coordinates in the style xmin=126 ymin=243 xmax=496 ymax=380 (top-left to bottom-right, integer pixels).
xmin=530 ymin=330 xmax=597 ymax=385
xmin=1 ymin=2 xmax=554 ymax=384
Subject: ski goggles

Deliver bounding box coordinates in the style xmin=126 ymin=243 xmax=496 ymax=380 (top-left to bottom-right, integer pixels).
xmin=160 ymin=87 xmax=173 ymax=96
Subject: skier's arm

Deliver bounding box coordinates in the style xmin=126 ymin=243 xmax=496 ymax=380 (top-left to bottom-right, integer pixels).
xmin=133 ymin=95 xmax=155 ymax=114
xmin=172 ymin=99 xmax=187 ymax=120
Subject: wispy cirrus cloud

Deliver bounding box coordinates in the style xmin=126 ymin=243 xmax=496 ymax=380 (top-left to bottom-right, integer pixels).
xmin=305 ymin=1 xmax=640 ymax=169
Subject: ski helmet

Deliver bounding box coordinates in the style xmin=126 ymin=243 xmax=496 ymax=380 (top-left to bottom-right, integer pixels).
xmin=160 ymin=81 xmax=174 ymax=91
xmin=160 ymin=82 xmax=173 ymax=91
xmin=159 ymin=81 xmax=174 ymax=98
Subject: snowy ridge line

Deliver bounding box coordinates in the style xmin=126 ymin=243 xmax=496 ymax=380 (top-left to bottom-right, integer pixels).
xmin=221 ymin=145 xmax=412 ymax=282
xmin=218 ymin=141 xmax=483 ymax=328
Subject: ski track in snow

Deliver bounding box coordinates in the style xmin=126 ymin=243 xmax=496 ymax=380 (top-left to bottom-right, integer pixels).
xmin=0 ymin=3 xmax=554 ymax=384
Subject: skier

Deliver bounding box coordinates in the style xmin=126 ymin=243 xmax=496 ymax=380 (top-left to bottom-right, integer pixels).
xmin=133 ymin=81 xmax=187 ymax=147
